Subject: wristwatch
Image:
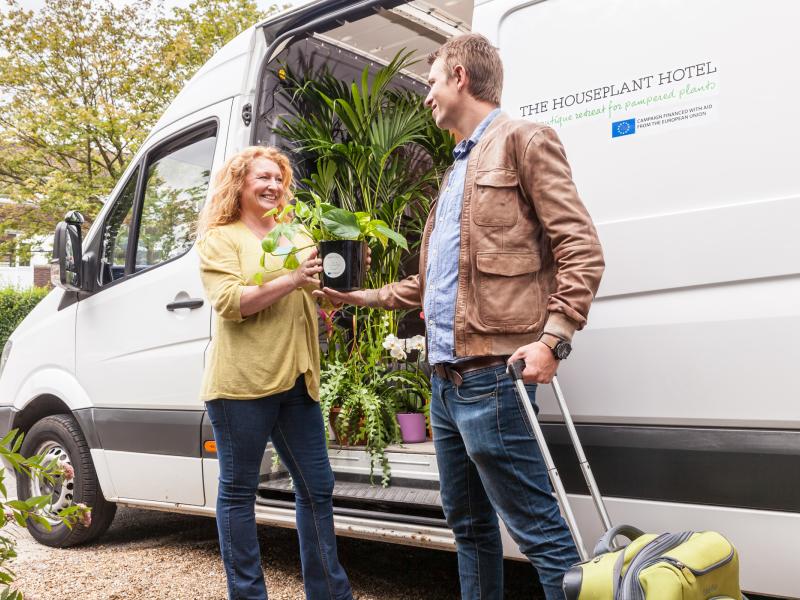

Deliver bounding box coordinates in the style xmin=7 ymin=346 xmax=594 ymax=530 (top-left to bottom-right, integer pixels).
xmin=538 ymin=333 xmax=572 ymax=360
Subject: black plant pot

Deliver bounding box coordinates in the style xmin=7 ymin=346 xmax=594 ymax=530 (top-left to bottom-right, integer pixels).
xmin=319 ymin=240 xmax=367 ymax=291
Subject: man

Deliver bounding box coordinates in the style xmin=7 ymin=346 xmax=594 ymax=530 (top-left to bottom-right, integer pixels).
xmin=320 ymin=34 xmax=604 ymax=599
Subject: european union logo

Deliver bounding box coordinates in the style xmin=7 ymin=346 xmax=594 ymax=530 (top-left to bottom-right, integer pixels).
xmin=612 ymin=118 xmax=636 ymax=138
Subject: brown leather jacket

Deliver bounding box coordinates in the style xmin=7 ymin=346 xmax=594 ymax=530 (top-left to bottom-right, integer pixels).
xmin=365 ymin=112 xmax=604 ymax=356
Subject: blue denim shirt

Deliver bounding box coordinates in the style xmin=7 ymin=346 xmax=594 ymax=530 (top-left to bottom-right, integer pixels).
xmin=424 ymin=108 xmax=501 ymax=365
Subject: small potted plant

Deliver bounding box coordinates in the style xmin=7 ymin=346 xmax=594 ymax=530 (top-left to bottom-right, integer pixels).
xmin=382 ymin=334 xmax=429 ymax=443
xmin=260 ymin=190 xmax=407 ymax=291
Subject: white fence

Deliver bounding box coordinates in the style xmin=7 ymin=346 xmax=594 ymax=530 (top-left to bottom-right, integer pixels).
xmin=0 ymin=266 xmax=33 ymax=289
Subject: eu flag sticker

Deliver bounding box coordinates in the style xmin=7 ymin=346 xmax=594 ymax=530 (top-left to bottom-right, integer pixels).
xmin=612 ymin=118 xmax=636 ymax=138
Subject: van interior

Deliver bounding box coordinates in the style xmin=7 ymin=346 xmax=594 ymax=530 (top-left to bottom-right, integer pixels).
xmin=249 ymin=0 xmax=474 ymax=526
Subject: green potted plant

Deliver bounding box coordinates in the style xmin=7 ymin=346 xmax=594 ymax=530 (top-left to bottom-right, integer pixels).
xmin=260 ymin=184 xmax=407 ymax=291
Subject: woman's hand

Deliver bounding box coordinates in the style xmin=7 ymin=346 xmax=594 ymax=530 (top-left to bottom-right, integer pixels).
xmin=289 ymin=248 xmax=323 ymax=288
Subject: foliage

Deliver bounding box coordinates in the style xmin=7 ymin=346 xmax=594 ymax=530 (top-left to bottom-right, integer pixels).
xmin=319 ymin=311 xmax=400 ymax=486
xmin=0 ymin=287 xmax=49 ymax=350
xmin=274 ymin=50 xmax=454 ymax=290
xmin=275 ymin=50 xmax=454 ymax=484
xmin=0 ymin=429 xmax=91 ymax=598
xmin=0 ymin=0 xmax=276 ymax=260
xmin=259 ymin=198 xmax=407 ymax=273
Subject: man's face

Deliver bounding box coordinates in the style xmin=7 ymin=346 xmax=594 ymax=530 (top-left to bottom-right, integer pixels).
xmin=425 ymin=57 xmax=461 ymax=130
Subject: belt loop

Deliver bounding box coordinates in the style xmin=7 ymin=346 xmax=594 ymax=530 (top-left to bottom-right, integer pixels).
xmin=449 ymin=367 xmax=463 ymax=387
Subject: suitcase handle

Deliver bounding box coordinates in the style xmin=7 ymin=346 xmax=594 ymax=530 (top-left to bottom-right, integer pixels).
xmin=508 ymin=359 xmax=615 ymax=561
xmin=593 ymin=524 xmax=645 ymax=557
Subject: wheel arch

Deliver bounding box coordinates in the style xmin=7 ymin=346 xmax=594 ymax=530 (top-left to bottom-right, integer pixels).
xmin=12 ymin=394 xmax=73 ymax=436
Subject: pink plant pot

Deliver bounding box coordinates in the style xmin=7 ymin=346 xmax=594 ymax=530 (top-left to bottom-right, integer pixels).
xmin=396 ymin=412 xmax=427 ymax=443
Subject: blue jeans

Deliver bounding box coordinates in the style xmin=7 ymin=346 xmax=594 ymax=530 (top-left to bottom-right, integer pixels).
xmin=431 ymin=364 xmax=579 ymax=600
xmin=206 ymin=378 xmax=352 ymax=600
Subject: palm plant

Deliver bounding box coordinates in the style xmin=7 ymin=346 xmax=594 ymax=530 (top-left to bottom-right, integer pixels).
xmin=274 ymin=50 xmax=453 ymax=289
xmin=274 ymin=50 xmax=454 ymax=484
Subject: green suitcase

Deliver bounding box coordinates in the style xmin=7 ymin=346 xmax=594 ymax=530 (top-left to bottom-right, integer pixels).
xmin=562 ymin=526 xmax=743 ymax=599
xmin=506 ymin=362 xmax=745 ymax=600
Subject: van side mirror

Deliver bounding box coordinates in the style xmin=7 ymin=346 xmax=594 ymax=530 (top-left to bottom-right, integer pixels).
xmin=51 ymin=210 xmax=85 ymax=291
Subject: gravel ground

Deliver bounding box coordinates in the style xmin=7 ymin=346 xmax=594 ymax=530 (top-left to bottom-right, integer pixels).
xmin=7 ymin=505 xmax=545 ymax=600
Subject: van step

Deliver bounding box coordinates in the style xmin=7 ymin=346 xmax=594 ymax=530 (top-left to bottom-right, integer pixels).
xmin=257 ymin=474 xmax=446 ymax=526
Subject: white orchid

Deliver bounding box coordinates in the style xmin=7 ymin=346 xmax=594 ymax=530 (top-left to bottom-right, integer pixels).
xmin=390 ymin=345 xmax=407 ymax=360
xmin=382 ymin=333 xmax=401 ymax=350
xmin=407 ymin=335 xmax=426 ymax=352
xmin=383 ymin=333 xmax=426 ymax=361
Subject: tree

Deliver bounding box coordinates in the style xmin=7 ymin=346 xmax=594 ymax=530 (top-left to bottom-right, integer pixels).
xmin=0 ymin=0 xmax=277 ymax=261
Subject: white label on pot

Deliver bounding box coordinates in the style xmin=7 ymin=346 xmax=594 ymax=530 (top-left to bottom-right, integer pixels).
xmin=323 ymin=253 xmax=346 ymax=278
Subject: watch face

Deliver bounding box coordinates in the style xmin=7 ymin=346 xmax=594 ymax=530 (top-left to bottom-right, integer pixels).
xmin=555 ymin=341 xmax=572 ymax=360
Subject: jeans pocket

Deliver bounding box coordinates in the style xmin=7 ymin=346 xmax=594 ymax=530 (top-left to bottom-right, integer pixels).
xmin=453 ymin=376 xmax=498 ymax=403
xmin=512 ymin=382 xmax=539 ymax=438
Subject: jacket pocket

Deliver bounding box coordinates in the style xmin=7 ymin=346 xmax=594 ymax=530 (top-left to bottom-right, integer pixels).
xmin=472 ymin=169 xmax=519 ymax=227
xmin=476 ymin=252 xmax=541 ymax=327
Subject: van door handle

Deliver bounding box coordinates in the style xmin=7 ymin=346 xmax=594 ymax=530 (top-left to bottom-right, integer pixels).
xmin=166 ymin=298 xmax=204 ymax=311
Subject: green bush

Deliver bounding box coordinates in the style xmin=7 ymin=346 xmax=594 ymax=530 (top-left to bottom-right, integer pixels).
xmin=0 ymin=287 xmax=49 ymax=349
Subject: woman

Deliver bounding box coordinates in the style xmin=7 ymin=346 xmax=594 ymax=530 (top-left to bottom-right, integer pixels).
xmin=195 ymin=146 xmax=352 ymax=600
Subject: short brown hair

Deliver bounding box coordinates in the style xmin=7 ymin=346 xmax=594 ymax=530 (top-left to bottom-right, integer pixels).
xmin=428 ymin=33 xmax=503 ymax=105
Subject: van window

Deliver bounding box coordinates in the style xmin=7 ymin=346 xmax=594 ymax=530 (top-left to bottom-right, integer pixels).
xmin=99 ymin=167 xmax=139 ymax=285
xmin=135 ymin=130 xmax=216 ymax=271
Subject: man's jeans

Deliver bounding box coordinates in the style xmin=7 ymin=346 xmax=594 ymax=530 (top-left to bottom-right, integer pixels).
xmin=206 ymin=378 xmax=352 ymax=600
xmin=431 ymin=364 xmax=579 ymax=600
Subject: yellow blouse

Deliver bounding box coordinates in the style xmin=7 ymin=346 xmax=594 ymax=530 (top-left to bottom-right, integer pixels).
xmin=197 ymin=220 xmax=320 ymax=401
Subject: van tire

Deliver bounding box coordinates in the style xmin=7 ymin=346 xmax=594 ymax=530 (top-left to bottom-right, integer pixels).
xmin=16 ymin=414 xmax=116 ymax=547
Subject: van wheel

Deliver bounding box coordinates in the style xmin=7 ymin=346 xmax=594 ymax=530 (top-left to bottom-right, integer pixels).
xmin=16 ymin=414 xmax=116 ymax=547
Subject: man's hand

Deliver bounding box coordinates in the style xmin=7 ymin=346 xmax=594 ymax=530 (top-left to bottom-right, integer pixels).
xmin=311 ymin=246 xmax=373 ymax=307
xmin=312 ymin=287 xmax=370 ymax=308
xmin=508 ymin=341 xmax=558 ymax=384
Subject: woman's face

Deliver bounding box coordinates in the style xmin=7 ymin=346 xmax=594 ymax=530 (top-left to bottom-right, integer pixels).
xmin=239 ymin=157 xmax=285 ymax=220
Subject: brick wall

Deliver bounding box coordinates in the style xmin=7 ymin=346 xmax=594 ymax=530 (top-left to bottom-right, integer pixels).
xmin=33 ymin=265 xmax=52 ymax=289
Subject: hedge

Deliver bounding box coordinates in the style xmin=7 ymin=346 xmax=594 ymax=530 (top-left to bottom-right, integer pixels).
xmin=0 ymin=287 xmax=50 ymax=349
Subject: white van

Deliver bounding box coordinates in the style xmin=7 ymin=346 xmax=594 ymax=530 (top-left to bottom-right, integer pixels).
xmin=0 ymin=0 xmax=797 ymax=596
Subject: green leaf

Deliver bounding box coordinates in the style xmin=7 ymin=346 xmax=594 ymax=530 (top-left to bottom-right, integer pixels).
xmin=261 ymin=235 xmax=278 ymax=254
xmin=294 ymin=199 xmax=312 ymax=220
xmin=284 ymin=252 xmax=300 ymax=270
xmin=373 ymin=223 xmax=408 ymax=250
xmin=29 ymin=495 xmax=51 ymax=509
xmin=28 ymin=513 xmax=50 ymax=528
xmin=321 ymin=208 xmax=361 ymax=240
xmin=4 ymin=500 xmax=27 ymax=511
xmin=252 ymin=271 xmax=264 ymax=286
xmin=0 ymin=430 xmax=17 ymax=449
xmin=354 ymin=212 xmax=371 ymax=232
xmin=264 ymin=224 xmax=288 ymax=253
